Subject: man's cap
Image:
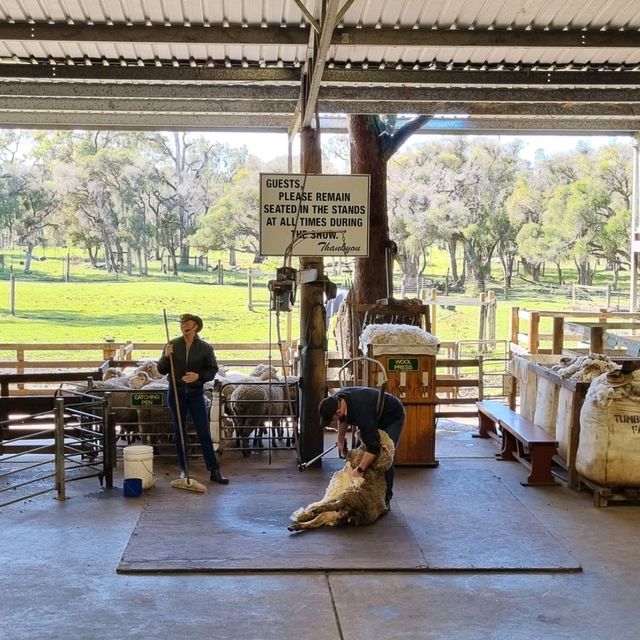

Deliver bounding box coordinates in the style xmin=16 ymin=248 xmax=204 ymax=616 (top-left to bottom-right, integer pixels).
xmin=319 ymin=396 xmax=339 ymax=428
xmin=179 ymin=313 xmax=203 ymax=333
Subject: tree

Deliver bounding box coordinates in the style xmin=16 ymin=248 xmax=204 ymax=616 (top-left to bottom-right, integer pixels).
xmin=191 ymin=155 xmax=288 ymax=262
xmin=348 ymin=114 xmax=431 ymax=307
xmin=146 ymin=133 xmax=248 ymax=267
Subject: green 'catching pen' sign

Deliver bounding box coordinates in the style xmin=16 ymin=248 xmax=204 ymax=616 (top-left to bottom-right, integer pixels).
xmin=388 ymin=358 xmax=420 ymax=372
xmin=131 ymin=392 xmax=164 ymax=406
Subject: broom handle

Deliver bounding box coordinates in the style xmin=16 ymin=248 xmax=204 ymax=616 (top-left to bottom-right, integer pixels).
xmin=163 ymin=309 xmax=190 ymax=478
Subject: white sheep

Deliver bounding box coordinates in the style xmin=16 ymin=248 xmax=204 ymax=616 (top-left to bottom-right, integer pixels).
xmin=288 ymin=430 xmax=394 ymax=532
xmin=217 ymin=365 xmax=298 ymax=455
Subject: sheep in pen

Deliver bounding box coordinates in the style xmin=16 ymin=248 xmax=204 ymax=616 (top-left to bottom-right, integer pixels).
xmin=215 ymin=366 xmax=299 ymax=456
xmin=83 ymin=361 xmax=174 ymax=449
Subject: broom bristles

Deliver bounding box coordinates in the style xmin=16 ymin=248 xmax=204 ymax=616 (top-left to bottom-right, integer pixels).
xmin=170 ymin=476 xmax=208 ymax=493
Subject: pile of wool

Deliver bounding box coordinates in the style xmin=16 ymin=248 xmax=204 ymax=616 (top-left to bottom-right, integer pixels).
xmin=585 ymin=370 xmax=640 ymax=408
xmin=359 ymin=323 xmax=439 ymax=354
xmin=548 ymin=353 xmax=617 ymax=382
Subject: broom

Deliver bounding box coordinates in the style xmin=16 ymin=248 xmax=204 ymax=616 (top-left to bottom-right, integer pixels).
xmin=163 ymin=309 xmax=207 ymax=493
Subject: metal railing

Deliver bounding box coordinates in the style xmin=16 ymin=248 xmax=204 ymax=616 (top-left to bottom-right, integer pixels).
xmin=0 ymin=390 xmax=115 ymax=508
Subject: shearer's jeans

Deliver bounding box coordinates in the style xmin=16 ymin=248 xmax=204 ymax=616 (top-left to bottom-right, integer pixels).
xmin=383 ymin=416 xmax=405 ymax=503
xmin=167 ymin=386 xmax=219 ymax=472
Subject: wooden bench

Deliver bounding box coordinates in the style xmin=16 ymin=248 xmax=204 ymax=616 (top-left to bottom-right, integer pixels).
xmin=477 ymin=400 xmax=559 ymax=487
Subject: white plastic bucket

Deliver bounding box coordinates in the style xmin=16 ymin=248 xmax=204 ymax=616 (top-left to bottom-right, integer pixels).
xmin=123 ymin=445 xmax=155 ymax=490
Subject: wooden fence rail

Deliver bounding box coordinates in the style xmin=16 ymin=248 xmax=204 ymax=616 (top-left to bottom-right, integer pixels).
xmin=0 ymin=341 xmax=296 ymax=391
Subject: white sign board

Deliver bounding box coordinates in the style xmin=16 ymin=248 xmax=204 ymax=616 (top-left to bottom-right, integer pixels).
xmin=260 ymin=173 xmax=370 ymax=257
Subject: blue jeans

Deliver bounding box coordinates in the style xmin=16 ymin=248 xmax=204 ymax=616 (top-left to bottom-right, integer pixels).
xmin=383 ymin=416 xmax=404 ymax=503
xmin=167 ymin=386 xmax=219 ymax=472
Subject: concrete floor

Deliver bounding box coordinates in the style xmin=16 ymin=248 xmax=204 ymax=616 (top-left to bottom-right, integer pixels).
xmin=3 ymin=421 xmax=640 ymax=640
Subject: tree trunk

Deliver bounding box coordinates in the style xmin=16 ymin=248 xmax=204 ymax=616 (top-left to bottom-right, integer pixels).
xmin=23 ymin=242 xmax=34 ymax=274
xmin=348 ymin=115 xmax=389 ymax=307
xmin=447 ymin=238 xmax=459 ymax=282
xmin=465 ymin=243 xmax=486 ymax=293
xmin=556 ymin=262 xmax=563 ymax=285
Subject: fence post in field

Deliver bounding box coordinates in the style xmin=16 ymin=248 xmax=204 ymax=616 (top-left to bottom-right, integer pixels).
xmin=510 ymin=306 xmax=520 ymax=351
xmin=9 ymin=269 xmax=15 ymax=315
xmin=217 ymin=260 xmax=224 ymax=285
xmin=430 ymin=289 xmax=438 ymax=336
xmin=102 ymin=340 xmax=117 ymax=361
xmin=477 ymin=292 xmax=487 ymax=342
xmin=247 ymin=268 xmax=253 ymax=310
xmin=65 ymin=252 xmax=70 ymax=282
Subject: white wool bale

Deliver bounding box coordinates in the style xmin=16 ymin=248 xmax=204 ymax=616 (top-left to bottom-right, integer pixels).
xmin=577 ymin=370 xmax=640 ymax=486
xmin=359 ymin=323 xmax=439 ymax=355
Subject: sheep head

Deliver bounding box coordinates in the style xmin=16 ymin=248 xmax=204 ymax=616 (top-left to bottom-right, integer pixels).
xmin=136 ymin=360 xmax=163 ymax=379
xmin=103 ymin=367 xmax=123 ymax=380
xmin=129 ymin=371 xmax=151 ymax=389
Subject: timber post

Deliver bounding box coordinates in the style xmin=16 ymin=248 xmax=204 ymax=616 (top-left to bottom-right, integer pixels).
xmin=298 ymin=125 xmax=326 ymax=465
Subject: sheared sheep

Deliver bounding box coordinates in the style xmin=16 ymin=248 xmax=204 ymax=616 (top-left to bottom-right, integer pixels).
xmin=288 ymin=429 xmax=394 ymax=532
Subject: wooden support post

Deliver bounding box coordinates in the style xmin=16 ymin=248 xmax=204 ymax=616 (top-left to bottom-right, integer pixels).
xmin=298 ymin=125 xmax=325 ymax=465
xmin=430 ymin=289 xmax=438 ymax=336
xmin=552 ymin=316 xmax=564 ymax=354
xmin=590 ymin=326 xmax=604 ymax=354
xmin=16 ymin=345 xmax=24 ymax=390
xmin=528 ymin=311 xmax=540 ymax=354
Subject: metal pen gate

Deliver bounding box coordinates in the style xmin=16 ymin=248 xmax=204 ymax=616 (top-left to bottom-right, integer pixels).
xmin=0 ymin=390 xmax=116 ymax=508
xmin=216 ymin=381 xmax=300 ymax=456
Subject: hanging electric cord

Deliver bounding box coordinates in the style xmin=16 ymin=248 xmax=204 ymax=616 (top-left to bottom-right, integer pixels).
xmin=274 ymin=305 xmax=300 ymax=463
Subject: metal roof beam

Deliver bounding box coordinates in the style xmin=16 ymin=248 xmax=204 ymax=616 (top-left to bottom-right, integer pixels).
xmin=0 ymin=96 xmax=297 ymax=114
xmin=0 ymin=81 xmax=300 ymax=100
xmin=3 ymin=97 xmax=640 ymax=118
xmin=317 ymin=115 xmax=640 ymax=134
xmin=316 ymin=101 xmax=640 ymax=117
xmin=319 ymin=86 xmax=640 ymax=103
xmin=323 ymin=69 xmax=640 ymax=87
xmin=0 ymin=23 xmax=309 ymax=46
xmin=0 ymin=111 xmax=292 ymax=130
xmin=0 ymin=65 xmax=300 ymax=82
xmin=0 ymin=111 xmax=636 ymax=134
xmin=2 ymin=23 xmax=640 ymax=49
xmin=300 ymin=0 xmax=342 ymax=129
xmin=2 ymin=82 xmax=638 ymax=105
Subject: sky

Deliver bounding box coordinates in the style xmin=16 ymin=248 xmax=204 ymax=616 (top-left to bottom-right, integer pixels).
xmin=206 ymin=131 xmax=630 ymax=166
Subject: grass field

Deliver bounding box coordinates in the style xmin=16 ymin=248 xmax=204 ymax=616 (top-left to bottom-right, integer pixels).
xmin=0 ymin=245 xmax=630 ymax=354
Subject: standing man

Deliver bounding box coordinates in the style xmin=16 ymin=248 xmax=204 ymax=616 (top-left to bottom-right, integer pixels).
xmin=319 ymin=387 xmax=404 ymax=509
xmin=158 ymin=313 xmax=229 ymax=485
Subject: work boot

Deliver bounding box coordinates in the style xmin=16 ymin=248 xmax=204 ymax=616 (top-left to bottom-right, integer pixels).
xmin=210 ymin=468 xmax=229 ymax=485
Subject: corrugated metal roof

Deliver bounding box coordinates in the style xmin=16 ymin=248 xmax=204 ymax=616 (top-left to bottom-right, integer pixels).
xmin=0 ymin=0 xmax=639 ymax=133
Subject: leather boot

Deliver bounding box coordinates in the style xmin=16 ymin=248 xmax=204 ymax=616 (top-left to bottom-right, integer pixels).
xmin=210 ymin=468 xmax=229 ymax=485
